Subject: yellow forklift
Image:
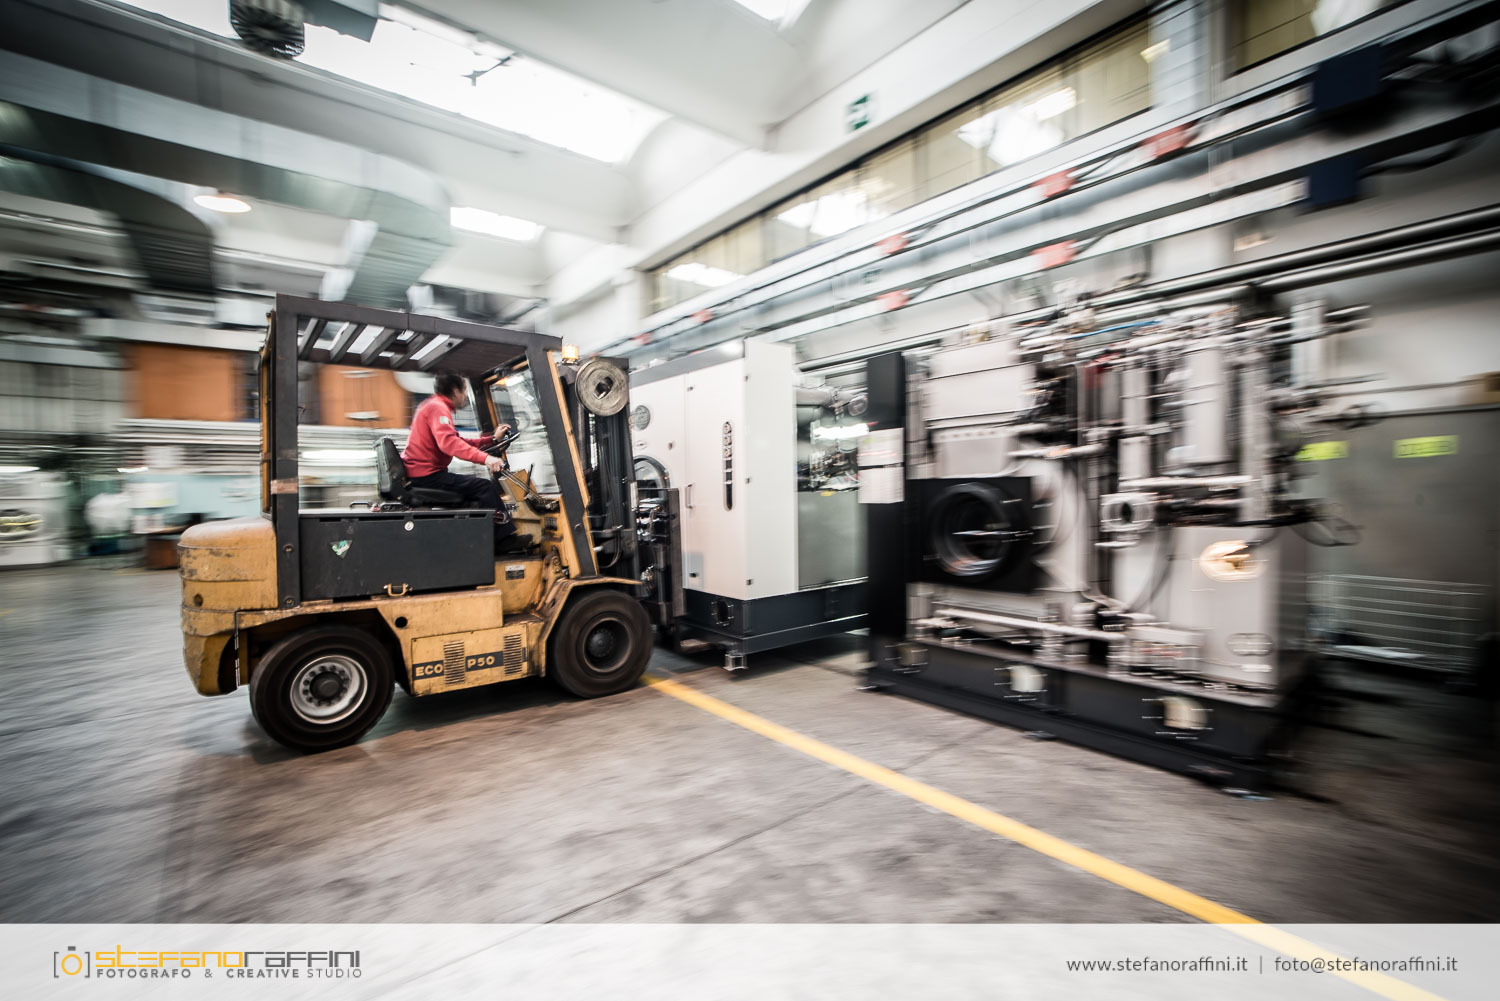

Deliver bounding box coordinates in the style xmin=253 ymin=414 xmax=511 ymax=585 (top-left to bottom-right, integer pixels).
xmin=178 ymin=295 xmax=680 ymax=751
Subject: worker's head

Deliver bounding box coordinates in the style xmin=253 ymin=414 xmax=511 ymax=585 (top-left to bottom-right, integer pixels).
xmin=434 ymin=371 xmax=468 ymax=408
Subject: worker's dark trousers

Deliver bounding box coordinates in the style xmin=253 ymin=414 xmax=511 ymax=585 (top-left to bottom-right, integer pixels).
xmin=409 ymin=471 xmax=516 ymax=542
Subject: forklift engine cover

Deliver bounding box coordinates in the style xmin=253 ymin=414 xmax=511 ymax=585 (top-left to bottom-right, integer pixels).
xmin=298 ymin=510 xmax=495 ymax=601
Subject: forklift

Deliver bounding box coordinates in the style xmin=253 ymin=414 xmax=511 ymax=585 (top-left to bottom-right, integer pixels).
xmin=178 ymin=294 xmax=682 ymax=752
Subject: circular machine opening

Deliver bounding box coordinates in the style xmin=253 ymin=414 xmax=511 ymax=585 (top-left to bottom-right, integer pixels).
xmin=634 ymin=455 xmax=670 ymax=493
xmin=710 ymin=599 xmax=734 ymax=627
xmin=928 ymin=482 xmax=1025 ymax=580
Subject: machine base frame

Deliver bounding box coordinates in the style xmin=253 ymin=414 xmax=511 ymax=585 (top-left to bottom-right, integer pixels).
xmin=866 ymin=637 xmax=1309 ymax=790
xmin=679 ymin=582 xmax=867 ymax=667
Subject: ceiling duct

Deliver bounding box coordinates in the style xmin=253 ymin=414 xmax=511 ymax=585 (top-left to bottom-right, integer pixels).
xmin=0 ymin=147 xmax=216 ymax=294
xmin=0 ymin=51 xmax=452 ymax=306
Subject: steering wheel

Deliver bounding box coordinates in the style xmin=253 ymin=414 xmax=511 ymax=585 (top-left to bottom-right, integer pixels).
xmin=485 ymin=426 xmax=523 ymax=456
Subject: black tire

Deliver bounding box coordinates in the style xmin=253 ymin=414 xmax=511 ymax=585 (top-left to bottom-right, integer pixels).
xmin=548 ymin=589 xmax=652 ymax=698
xmin=249 ymin=625 xmax=395 ymax=752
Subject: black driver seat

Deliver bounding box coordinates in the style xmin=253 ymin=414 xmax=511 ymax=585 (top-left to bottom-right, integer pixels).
xmin=375 ymin=437 xmax=465 ymax=508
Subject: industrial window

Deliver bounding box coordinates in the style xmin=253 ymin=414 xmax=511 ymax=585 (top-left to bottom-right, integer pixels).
xmin=1227 ymin=0 xmax=1399 ymax=72
xmin=919 ymin=105 xmax=988 ymax=202
xmin=653 ymin=225 xmax=760 ymax=314
xmin=858 ymin=138 xmax=921 ymax=223
xmin=648 ymin=16 xmax=1154 ymax=314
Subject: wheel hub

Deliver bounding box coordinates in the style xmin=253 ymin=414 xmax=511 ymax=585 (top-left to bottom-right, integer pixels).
xmin=586 ymin=626 xmax=618 ymax=660
xmin=289 ymin=654 xmax=368 ymax=724
xmin=310 ymin=672 xmax=344 ymax=700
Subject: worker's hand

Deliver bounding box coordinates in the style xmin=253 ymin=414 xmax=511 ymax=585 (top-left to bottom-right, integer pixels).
xmin=484 ymin=455 xmax=506 ymax=474
xmin=494 ymin=423 xmax=512 ymax=440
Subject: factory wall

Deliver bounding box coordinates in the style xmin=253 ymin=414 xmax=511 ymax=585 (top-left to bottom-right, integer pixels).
xmin=314 ymin=365 xmax=413 ymax=429
xmin=123 ymin=343 xmax=244 ymax=423
xmin=0 ymin=353 xmax=127 ymax=434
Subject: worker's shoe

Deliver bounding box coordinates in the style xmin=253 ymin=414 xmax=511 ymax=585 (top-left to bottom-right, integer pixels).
xmin=495 ymin=533 xmax=536 ymax=555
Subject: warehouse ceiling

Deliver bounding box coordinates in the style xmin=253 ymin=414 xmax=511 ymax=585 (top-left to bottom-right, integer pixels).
xmin=0 ymin=0 xmax=986 ymax=325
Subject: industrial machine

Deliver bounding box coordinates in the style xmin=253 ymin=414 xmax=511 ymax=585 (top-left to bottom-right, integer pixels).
xmin=0 ymin=470 xmax=68 ymax=567
xmin=864 ymin=299 xmax=1359 ymax=787
xmin=178 ymin=295 xmax=655 ymax=752
xmin=630 ymin=340 xmax=866 ymax=668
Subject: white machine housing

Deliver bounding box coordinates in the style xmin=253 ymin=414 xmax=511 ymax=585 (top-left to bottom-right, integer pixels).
xmin=630 ymin=340 xmax=797 ymax=601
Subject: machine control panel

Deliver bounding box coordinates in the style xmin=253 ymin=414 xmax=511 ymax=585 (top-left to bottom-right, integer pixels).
xmin=722 ymin=421 xmax=734 ymax=510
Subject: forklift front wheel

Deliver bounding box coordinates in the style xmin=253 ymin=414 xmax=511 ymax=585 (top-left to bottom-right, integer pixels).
xmin=549 ymin=589 xmax=653 ymax=698
xmin=249 ymin=625 xmax=395 ymax=752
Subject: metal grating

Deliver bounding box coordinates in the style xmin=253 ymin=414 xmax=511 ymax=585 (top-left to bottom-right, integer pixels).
xmin=503 ymin=634 xmax=524 ymax=676
xmin=1309 ymin=574 xmax=1492 ymax=673
xmin=443 ymin=639 xmax=466 ymax=686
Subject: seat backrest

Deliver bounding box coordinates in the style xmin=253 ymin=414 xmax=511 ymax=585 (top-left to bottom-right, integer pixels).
xmin=374 ymin=437 xmax=406 ymax=501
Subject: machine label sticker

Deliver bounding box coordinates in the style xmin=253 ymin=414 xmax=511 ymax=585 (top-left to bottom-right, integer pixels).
xmin=1393 ymin=435 xmax=1458 ymax=458
xmin=413 ymin=651 xmax=502 ymax=679
xmin=504 ymin=564 xmax=526 ymax=580
xmin=1294 ymin=441 xmax=1348 ymax=461
xmin=330 ymin=540 xmax=351 ymax=558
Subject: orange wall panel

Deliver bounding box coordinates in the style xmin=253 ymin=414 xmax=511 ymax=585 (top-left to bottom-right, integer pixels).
xmin=315 ymin=365 xmax=412 ymax=427
xmin=125 ymin=343 xmax=241 ymax=422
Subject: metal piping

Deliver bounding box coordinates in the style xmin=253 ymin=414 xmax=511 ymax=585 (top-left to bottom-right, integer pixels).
xmin=1120 ymin=475 xmax=1252 ymax=490
xmin=1259 ymin=226 xmax=1500 ymax=291
xmin=797 ymin=209 xmax=1500 ymax=376
xmin=1089 ymin=204 xmax=1500 ymax=310
xmin=924 ymin=607 xmax=1125 ymax=644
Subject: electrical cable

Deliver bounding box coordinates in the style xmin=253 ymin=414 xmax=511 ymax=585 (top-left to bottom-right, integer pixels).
xmin=1290 ymin=512 xmax=1361 ymax=547
xmin=1125 ymin=525 xmax=1173 ymax=613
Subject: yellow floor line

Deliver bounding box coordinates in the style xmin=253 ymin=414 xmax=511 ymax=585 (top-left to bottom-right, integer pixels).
xmin=645 ymin=673 xmax=1447 ymax=1001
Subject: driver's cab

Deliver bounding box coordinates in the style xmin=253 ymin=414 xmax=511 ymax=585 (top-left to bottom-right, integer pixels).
xmin=230 ymin=296 xmax=634 ymax=619
xmin=368 ymin=365 xmax=557 ymax=517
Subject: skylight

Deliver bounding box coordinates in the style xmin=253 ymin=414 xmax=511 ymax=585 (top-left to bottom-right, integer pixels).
xmin=114 ymin=1 xmax=668 ymax=163
xmin=731 ymin=0 xmax=794 ymax=20
xmin=450 ymin=207 xmax=542 ymax=242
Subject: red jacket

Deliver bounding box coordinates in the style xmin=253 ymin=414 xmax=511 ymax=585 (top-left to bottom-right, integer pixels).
xmin=402 ymin=395 xmax=493 ymax=478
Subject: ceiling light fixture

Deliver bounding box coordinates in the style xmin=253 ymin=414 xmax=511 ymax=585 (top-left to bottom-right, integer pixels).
xmin=450 ymin=206 xmax=542 ymax=241
xmin=193 ymin=192 xmax=253 ymax=214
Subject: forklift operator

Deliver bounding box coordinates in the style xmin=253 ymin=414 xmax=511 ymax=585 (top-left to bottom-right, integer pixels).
xmin=404 ymin=371 xmax=532 ymax=553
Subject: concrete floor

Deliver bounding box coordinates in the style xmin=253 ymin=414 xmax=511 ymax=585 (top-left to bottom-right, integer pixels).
xmin=1 ymin=561 xmax=1497 ymax=924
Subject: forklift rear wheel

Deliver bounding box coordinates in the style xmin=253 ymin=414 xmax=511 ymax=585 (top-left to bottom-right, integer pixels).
xmin=550 ymin=589 xmax=652 ymax=698
xmin=249 ymin=625 xmax=395 ymax=752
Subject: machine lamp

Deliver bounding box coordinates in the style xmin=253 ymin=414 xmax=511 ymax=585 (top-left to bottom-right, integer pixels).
xmin=1198 ymin=540 xmax=1265 ymax=582
xmin=560 ymin=344 xmax=580 ymax=363
xmin=193 ymin=191 xmax=253 ymax=214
